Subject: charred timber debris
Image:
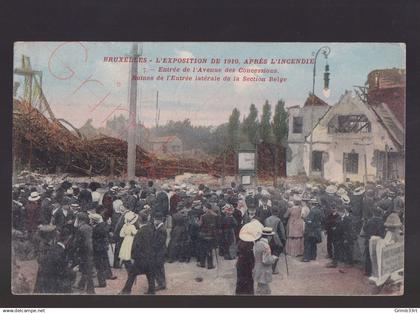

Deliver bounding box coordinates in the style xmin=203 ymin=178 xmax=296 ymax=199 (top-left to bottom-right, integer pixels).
xmin=13 ymin=100 xmax=284 ymax=179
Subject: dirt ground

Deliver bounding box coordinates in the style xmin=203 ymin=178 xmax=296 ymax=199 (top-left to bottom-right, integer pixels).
xmin=15 ymin=235 xmax=393 ymax=296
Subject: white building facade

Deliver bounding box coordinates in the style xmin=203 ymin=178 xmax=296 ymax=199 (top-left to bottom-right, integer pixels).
xmin=286 ymin=94 xmax=330 ymax=176
xmin=301 ymin=91 xmax=404 ymax=183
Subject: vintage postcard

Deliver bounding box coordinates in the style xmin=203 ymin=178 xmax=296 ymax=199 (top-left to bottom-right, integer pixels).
xmin=11 ymin=42 xmax=405 ymax=296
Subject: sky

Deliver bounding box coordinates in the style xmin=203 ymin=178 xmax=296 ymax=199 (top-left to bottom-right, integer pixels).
xmin=13 ymin=42 xmax=405 ymax=128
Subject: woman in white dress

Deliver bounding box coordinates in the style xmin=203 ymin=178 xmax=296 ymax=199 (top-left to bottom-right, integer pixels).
xmin=119 ymin=211 xmax=138 ymax=271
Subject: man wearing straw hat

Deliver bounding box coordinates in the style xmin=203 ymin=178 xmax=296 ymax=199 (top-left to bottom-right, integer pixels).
xmin=322 ymin=185 xmax=341 ymax=259
xmin=25 ymin=191 xmax=42 ymax=235
xmin=253 ymin=227 xmax=278 ymax=295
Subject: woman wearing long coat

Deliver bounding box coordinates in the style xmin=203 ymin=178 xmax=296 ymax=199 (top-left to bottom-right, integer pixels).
xmin=235 ymin=239 xmax=255 ymax=295
xmin=167 ymin=208 xmax=190 ymax=262
xmin=284 ymin=199 xmax=305 ymax=257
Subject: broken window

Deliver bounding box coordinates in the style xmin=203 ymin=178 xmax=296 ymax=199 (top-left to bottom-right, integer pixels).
xmin=344 ymin=152 xmax=359 ymax=174
xmin=293 ymin=116 xmax=303 ymax=133
xmin=328 ymin=114 xmax=371 ymax=133
xmin=312 ymin=151 xmax=323 ymax=172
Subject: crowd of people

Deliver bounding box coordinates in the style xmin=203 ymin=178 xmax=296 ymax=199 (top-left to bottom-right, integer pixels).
xmin=11 ymin=177 xmax=405 ymax=295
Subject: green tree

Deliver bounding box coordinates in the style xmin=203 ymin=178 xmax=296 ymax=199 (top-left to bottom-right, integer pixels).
xmin=260 ymin=100 xmax=272 ymax=143
xmin=271 ymin=99 xmax=288 ymax=186
xmin=241 ymin=103 xmax=259 ymax=144
xmin=227 ymin=108 xmax=241 ymax=150
xmin=272 ymin=99 xmax=288 ymax=146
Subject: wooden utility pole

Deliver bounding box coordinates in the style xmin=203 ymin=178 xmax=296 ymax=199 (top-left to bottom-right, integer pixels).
xmin=155 ymin=90 xmax=160 ymax=128
xmin=127 ymin=43 xmax=140 ymax=180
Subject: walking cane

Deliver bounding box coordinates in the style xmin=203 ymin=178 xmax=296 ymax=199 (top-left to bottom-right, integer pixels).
xmin=284 ymin=252 xmax=289 ymax=276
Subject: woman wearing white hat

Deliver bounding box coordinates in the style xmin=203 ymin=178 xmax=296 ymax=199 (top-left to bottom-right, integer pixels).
xmin=119 ymin=211 xmax=139 ymax=272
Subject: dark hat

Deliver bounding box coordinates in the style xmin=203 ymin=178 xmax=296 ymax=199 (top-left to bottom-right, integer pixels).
xmin=62 ymin=197 xmax=72 ymax=206
xmin=76 ymin=212 xmax=90 ymax=224
xmin=138 ymin=211 xmax=149 ymax=223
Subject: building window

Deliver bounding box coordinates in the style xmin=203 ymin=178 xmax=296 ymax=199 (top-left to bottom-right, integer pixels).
xmin=312 ymin=151 xmax=323 ymax=172
xmin=337 ymin=115 xmax=371 ymax=133
xmin=328 ymin=115 xmax=371 ymax=133
xmin=293 ymin=116 xmax=303 ymax=133
xmin=344 ymin=152 xmax=359 ymax=174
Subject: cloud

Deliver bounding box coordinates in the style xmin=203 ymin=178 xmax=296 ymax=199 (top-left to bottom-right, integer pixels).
xmin=175 ymin=49 xmax=194 ymax=59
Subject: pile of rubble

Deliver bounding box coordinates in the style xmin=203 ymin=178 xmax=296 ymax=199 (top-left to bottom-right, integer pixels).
xmin=13 ymin=101 xmax=211 ymax=178
xmin=13 ymin=101 xmax=287 ymax=179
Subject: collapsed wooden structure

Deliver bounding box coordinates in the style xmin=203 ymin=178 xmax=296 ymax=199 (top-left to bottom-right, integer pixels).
xmin=13 ymin=100 xmax=211 ymax=178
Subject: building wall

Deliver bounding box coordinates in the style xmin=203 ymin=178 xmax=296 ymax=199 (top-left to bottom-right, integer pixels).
xmin=286 ymin=105 xmax=329 ymax=177
xmin=286 ymin=143 xmax=305 ymax=176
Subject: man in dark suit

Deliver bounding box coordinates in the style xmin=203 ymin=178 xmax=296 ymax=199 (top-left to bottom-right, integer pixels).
xmin=153 ymin=214 xmax=167 ymax=291
xmin=40 ymin=187 xmax=54 ymax=225
xmin=74 ymin=212 xmax=95 ymax=294
xmin=303 ymin=199 xmax=324 ymax=262
xmin=78 ymin=182 xmax=92 ymax=211
xmin=264 ymin=206 xmax=286 ymax=273
xmin=326 ymin=206 xmax=356 ymax=268
xmin=362 ymin=189 xmax=375 ymax=221
xmin=90 ymin=213 xmax=111 ymax=288
xmin=256 ymin=194 xmax=272 ymax=224
xmin=101 ymin=184 xmax=115 ymax=222
xmin=361 ymin=207 xmax=385 ymax=276
xmin=197 ymin=203 xmax=218 ymax=269
xmin=52 ymin=199 xmax=75 ymax=232
xmin=121 ymin=212 xmax=155 ymax=294
xmin=43 ymin=229 xmax=75 ymax=293
xmin=324 ymin=201 xmax=341 ymax=259
xmin=153 ymin=185 xmax=170 ymax=219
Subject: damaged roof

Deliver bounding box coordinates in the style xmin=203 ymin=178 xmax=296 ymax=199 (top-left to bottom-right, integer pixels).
xmin=303 ymin=93 xmax=329 ymax=107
